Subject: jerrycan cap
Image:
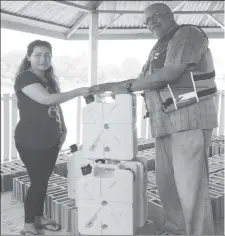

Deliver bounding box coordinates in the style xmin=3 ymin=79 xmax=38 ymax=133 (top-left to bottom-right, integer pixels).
xmin=81 ymin=164 xmax=92 ymax=176
xmin=69 ymin=144 xmax=78 ymax=153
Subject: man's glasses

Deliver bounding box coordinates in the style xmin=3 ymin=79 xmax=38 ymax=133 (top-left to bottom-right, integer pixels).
xmin=143 ymin=12 xmax=169 ymax=26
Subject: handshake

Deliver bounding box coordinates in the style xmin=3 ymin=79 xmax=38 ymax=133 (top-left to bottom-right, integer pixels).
xmin=78 ymin=81 xmax=132 ymax=98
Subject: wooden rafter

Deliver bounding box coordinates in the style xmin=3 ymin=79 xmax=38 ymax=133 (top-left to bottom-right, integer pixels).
xmin=172 ymin=1 xmax=187 ymax=22
xmin=17 ymin=1 xmax=34 ymax=14
xmin=66 ymin=14 xmax=87 ymax=39
xmin=98 ymin=13 xmax=123 ymax=35
xmin=208 ymin=14 xmax=225 ymax=30
xmin=94 ymin=10 xmax=224 ymax=15
xmin=1 ymin=19 xmax=224 ymax=40
xmin=1 ymin=10 xmax=67 ymax=28
xmin=172 ymin=1 xmax=187 ymax=11
xmin=51 ymin=1 xmax=94 ymax=12
xmin=66 ymin=1 xmax=103 ymax=39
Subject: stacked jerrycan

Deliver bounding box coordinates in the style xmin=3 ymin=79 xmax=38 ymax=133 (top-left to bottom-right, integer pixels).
xmin=67 ymin=93 xmax=148 ymax=235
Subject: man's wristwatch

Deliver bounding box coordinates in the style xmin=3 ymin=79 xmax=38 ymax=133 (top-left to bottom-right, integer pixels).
xmin=125 ymin=82 xmax=133 ymax=93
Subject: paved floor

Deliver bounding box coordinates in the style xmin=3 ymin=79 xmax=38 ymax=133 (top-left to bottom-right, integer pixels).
xmin=1 ymin=192 xmax=70 ymax=235
xmin=1 ymin=191 xmax=224 ymax=235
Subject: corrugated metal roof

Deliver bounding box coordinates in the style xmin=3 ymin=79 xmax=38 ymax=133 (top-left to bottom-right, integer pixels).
xmin=1 ymin=1 xmax=83 ymax=27
xmin=1 ymin=1 xmax=224 ymax=39
xmin=79 ymin=1 xmax=224 ymax=29
xmin=177 ymin=1 xmax=224 ymax=27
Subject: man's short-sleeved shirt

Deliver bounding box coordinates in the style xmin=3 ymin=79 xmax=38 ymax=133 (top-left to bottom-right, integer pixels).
xmin=144 ymin=25 xmax=218 ymax=138
xmin=14 ymin=70 xmax=62 ymax=149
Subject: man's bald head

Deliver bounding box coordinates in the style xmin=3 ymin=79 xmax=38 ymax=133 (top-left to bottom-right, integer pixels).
xmin=145 ymin=3 xmax=173 ymax=16
xmin=144 ymin=3 xmax=177 ymax=38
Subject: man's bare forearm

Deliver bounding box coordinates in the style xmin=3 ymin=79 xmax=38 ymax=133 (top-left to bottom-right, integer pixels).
xmin=130 ymin=64 xmax=187 ymax=92
xmin=94 ymin=64 xmax=186 ymax=93
xmin=98 ymin=79 xmax=135 ymax=90
xmin=131 ymin=78 xmax=166 ymax=91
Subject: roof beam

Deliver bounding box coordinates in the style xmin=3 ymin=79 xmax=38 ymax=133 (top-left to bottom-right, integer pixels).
xmin=2 ymin=20 xmax=223 ymax=40
xmin=172 ymin=1 xmax=187 ymax=11
xmin=95 ymin=10 xmax=224 ymax=15
xmin=66 ymin=14 xmax=86 ymax=39
xmin=98 ymin=1 xmax=122 ymax=35
xmin=98 ymin=13 xmax=123 ymax=35
xmin=172 ymin=1 xmax=187 ymax=22
xmin=1 ymin=10 xmax=67 ymax=28
xmin=17 ymin=1 xmax=34 ymax=14
xmin=204 ymin=1 xmax=222 ymax=26
xmin=70 ymin=31 xmax=224 ymax=40
xmin=52 ymin=1 xmax=93 ymax=12
xmin=208 ymin=14 xmax=225 ymax=30
xmin=1 ymin=19 xmax=67 ymax=40
xmin=66 ymin=1 xmax=103 ymax=39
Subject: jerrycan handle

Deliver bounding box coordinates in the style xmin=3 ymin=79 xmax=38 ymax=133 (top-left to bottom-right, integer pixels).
xmin=94 ymin=163 xmax=119 ymax=169
xmin=93 ymin=163 xmax=119 ymax=176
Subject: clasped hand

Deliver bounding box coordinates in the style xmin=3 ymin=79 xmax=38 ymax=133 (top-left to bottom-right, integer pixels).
xmin=89 ymin=83 xmax=129 ymax=95
xmin=77 ymin=82 xmax=129 ymax=97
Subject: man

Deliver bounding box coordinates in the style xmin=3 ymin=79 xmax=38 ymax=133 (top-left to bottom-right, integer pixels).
xmin=91 ymin=3 xmax=218 ymax=235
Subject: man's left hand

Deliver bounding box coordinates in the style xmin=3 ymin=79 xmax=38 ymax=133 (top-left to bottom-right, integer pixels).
xmin=89 ymin=83 xmax=116 ymax=94
xmin=89 ymin=82 xmax=131 ymax=95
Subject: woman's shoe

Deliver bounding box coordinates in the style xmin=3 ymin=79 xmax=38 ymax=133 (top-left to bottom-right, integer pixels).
xmin=36 ymin=221 xmax=61 ymax=231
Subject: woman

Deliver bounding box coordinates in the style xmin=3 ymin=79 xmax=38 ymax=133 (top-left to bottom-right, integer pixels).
xmin=14 ymin=40 xmax=89 ymax=235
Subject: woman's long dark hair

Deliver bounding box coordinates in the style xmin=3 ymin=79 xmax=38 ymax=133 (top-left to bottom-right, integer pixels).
xmin=15 ymin=40 xmax=60 ymax=93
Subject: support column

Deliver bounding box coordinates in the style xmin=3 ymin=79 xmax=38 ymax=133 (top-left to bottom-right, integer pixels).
xmin=141 ymin=96 xmax=147 ymax=138
xmin=88 ymin=12 xmax=99 ymax=86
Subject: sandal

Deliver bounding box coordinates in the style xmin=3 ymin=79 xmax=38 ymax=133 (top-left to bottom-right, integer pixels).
xmin=162 ymin=232 xmax=172 ymax=235
xmin=20 ymin=229 xmax=39 ymax=235
xmin=36 ymin=222 xmax=61 ymax=231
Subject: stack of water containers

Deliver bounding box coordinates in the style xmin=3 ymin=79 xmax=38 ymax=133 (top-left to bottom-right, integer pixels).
xmin=67 ymin=93 xmax=148 ymax=235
